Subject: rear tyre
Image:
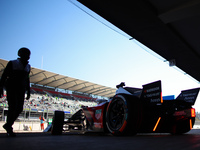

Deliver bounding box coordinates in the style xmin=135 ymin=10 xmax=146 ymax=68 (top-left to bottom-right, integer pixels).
xmin=106 ymin=95 xmax=142 ymax=136
xmin=171 ymin=118 xmax=194 ymax=135
xmin=51 ymin=111 xmax=64 ymax=135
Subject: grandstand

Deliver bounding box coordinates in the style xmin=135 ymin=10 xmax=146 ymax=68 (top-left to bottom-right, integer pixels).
xmin=0 ymin=58 xmax=116 ymax=122
xmin=0 ymin=86 xmax=98 ymax=123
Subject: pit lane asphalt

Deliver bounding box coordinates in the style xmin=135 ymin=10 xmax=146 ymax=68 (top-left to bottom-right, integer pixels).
xmin=1 ymin=129 xmax=200 ymax=150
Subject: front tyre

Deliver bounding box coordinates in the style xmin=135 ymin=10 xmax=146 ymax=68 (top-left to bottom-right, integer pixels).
xmin=51 ymin=111 xmax=64 ymax=135
xmin=106 ymin=95 xmax=141 ymax=136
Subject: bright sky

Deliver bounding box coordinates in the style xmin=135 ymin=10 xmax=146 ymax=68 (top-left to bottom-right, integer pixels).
xmin=0 ymin=0 xmax=200 ymax=111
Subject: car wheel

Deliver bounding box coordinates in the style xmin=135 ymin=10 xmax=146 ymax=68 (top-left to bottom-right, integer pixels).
xmin=51 ymin=111 xmax=64 ymax=135
xmin=106 ymin=95 xmax=142 ymax=136
xmin=171 ymin=119 xmax=194 ymax=135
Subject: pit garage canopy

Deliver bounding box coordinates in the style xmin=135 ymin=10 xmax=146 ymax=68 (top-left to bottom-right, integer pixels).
xmin=0 ymin=59 xmax=116 ymax=98
xmin=78 ymin=0 xmax=200 ymax=82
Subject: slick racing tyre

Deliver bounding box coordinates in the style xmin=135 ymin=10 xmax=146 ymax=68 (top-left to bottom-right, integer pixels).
xmin=106 ymin=95 xmax=142 ymax=136
xmin=51 ymin=111 xmax=64 ymax=135
xmin=171 ymin=118 xmax=195 ymax=135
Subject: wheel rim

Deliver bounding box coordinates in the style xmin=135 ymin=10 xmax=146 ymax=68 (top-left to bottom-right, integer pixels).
xmin=107 ymin=97 xmax=126 ymax=131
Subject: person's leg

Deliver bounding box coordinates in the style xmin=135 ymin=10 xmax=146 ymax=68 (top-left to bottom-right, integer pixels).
xmin=3 ymin=89 xmax=17 ymax=136
xmin=4 ymin=89 xmax=25 ymax=136
xmin=13 ymin=94 xmax=24 ymax=122
xmin=42 ymin=123 xmax=44 ymax=130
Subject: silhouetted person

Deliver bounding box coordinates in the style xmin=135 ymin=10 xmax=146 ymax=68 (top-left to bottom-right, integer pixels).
xmin=0 ymin=47 xmax=31 ymax=137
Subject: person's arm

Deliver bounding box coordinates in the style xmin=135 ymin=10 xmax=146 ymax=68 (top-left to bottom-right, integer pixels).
xmin=25 ymin=77 xmax=30 ymax=100
xmin=25 ymin=65 xmax=31 ymax=100
xmin=0 ymin=86 xmax=3 ymax=97
xmin=0 ymin=61 xmax=12 ymax=97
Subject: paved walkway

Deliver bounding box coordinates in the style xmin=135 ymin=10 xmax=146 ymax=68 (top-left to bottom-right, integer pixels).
xmin=1 ymin=130 xmax=200 ymax=150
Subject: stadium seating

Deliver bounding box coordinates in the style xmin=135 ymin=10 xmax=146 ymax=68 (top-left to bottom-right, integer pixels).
xmin=0 ymin=87 xmax=98 ymax=121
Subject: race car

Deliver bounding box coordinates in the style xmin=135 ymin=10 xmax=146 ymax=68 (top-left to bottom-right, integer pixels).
xmin=51 ymin=80 xmax=200 ymax=136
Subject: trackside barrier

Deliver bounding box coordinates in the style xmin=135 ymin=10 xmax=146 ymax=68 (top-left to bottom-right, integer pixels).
xmin=0 ymin=121 xmax=48 ymax=132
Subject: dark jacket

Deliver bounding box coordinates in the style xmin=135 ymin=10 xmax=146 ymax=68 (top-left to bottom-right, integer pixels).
xmin=0 ymin=58 xmax=31 ymax=93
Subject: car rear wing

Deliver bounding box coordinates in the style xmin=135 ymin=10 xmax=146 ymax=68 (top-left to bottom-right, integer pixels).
xmin=176 ymin=88 xmax=200 ymax=105
xmin=140 ymin=80 xmax=163 ymax=104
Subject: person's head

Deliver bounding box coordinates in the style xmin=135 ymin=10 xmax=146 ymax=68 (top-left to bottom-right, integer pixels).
xmin=18 ymin=47 xmax=31 ymax=61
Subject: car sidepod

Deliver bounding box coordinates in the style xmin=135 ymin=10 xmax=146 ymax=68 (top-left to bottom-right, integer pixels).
xmin=82 ymin=102 xmax=108 ymax=132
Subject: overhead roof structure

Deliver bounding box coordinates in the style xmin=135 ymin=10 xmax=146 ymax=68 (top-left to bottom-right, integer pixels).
xmin=78 ymin=0 xmax=200 ymax=82
xmin=0 ymin=59 xmax=116 ymax=98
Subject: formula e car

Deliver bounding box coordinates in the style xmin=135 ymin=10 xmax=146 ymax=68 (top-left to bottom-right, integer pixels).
xmin=51 ymin=80 xmax=200 ymax=136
